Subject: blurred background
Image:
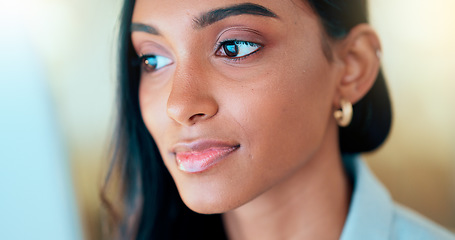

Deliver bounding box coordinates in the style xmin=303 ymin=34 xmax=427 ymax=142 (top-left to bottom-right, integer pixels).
xmin=0 ymin=0 xmax=454 ymax=239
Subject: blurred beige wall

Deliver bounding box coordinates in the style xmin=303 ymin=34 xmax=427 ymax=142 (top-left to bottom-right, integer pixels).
xmin=16 ymin=0 xmax=455 ymax=239
xmin=367 ymin=0 xmax=455 ymax=231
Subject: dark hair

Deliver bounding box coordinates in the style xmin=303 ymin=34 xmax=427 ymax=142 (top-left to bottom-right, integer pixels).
xmin=104 ymin=0 xmax=392 ymax=239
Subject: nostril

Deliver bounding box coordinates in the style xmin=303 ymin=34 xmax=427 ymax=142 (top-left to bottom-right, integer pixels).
xmin=166 ymin=88 xmax=219 ymax=126
xmin=188 ymin=113 xmax=207 ymax=122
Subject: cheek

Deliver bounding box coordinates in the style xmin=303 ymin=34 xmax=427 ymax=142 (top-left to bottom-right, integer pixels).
xmin=138 ymin=79 xmax=170 ymax=149
xmin=229 ymin=52 xmax=335 ymax=182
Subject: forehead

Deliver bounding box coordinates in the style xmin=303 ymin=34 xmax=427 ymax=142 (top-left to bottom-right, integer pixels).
xmin=131 ymin=0 xmax=314 ymax=28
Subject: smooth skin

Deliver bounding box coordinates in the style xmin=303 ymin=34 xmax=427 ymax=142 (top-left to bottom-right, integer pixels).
xmin=132 ymin=0 xmax=381 ymax=239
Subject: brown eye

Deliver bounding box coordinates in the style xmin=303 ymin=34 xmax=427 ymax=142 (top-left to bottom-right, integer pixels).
xmin=140 ymin=55 xmax=173 ymax=72
xmin=223 ymin=41 xmax=239 ymax=57
xmin=217 ymin=40 xmax=262 ymax=59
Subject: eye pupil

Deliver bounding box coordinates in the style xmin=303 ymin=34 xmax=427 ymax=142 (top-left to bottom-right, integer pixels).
xmin=223 ymin=43 xmax=238 ymax=57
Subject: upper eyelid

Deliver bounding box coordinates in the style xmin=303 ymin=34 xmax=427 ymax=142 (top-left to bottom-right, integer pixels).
xmin=133 ymin=32 xmax=264 ymax=61
xmin=214 ymin=39 xmax=263 ymax=55
xmin=133 ymin=26 xmax=265 ymax=52
xmin=216 ymin=40 xmax=262 ymax=51
xmin=213 ymin=30 xmax=264 ymax=50
xmin=131 ymin=35 xmax=173 ymax=57
xmin=214 ymin=26 xmax=263 ymax=42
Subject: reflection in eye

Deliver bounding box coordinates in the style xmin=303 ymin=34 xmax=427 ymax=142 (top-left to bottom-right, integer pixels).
xmin=217 ymin=40 xmax=262 ymax=59
xmin=140 ymin=55 xmax=173 ymax=72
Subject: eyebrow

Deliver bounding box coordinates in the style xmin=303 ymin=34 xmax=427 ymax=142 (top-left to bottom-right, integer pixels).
xmin=194 ymin=3 xmax=279 ymax=28
xmin=131 ymin=23 xmax=160 ymax=35
xmin=130 ymin=3 xmax=279 ymax=35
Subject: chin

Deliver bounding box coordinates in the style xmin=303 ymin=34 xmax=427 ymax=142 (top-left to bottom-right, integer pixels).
xmin=185 ymin=203 xmax=227 ymax=215
xmin=178 ymin=186 xmax=247 ymax=215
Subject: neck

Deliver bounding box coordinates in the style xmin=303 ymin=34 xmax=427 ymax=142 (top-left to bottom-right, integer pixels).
xmin=222 ymin=125 xmax=351 ymax=240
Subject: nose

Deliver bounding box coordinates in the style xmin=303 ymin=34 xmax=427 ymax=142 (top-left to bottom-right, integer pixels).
xmin=166 ymin=65 xmax=219 ymax=126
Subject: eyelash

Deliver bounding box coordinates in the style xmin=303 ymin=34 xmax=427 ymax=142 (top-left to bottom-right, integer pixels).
xmin=215 ymin=39 xmax=263 ymax=62
xmin=132 ymin=39 xmax=263 ymax=72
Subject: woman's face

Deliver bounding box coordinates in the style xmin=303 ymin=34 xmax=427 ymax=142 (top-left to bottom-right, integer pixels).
xmin=132 ymin=0 xmax=342 ymax=213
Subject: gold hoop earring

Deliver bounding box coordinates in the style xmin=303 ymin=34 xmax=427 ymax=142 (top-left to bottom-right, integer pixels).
xmin=334 ymin=99 xmax=353 ymax=127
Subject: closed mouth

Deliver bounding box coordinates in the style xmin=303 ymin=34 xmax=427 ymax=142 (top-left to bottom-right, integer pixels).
xmin=173 ymin=140 xmax=240 ymax=173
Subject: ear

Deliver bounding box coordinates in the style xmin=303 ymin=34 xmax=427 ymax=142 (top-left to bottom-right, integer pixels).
xmin=332 ymin=24 xmax=381 ymax=107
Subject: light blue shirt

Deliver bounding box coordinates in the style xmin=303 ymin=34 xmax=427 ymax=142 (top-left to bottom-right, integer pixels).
xmin=340 ymin=155 xmax=455 ymax=240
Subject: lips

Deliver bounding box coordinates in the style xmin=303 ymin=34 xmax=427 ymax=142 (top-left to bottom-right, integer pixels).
xmin=172 ymin=140 xmax=240 ymax=173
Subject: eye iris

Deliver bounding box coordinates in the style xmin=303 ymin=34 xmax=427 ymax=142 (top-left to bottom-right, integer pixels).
xmin=144 ymin=57 xmax=157 ymax=70
xmin=223 ymin=42 xmax=238 ymax=57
